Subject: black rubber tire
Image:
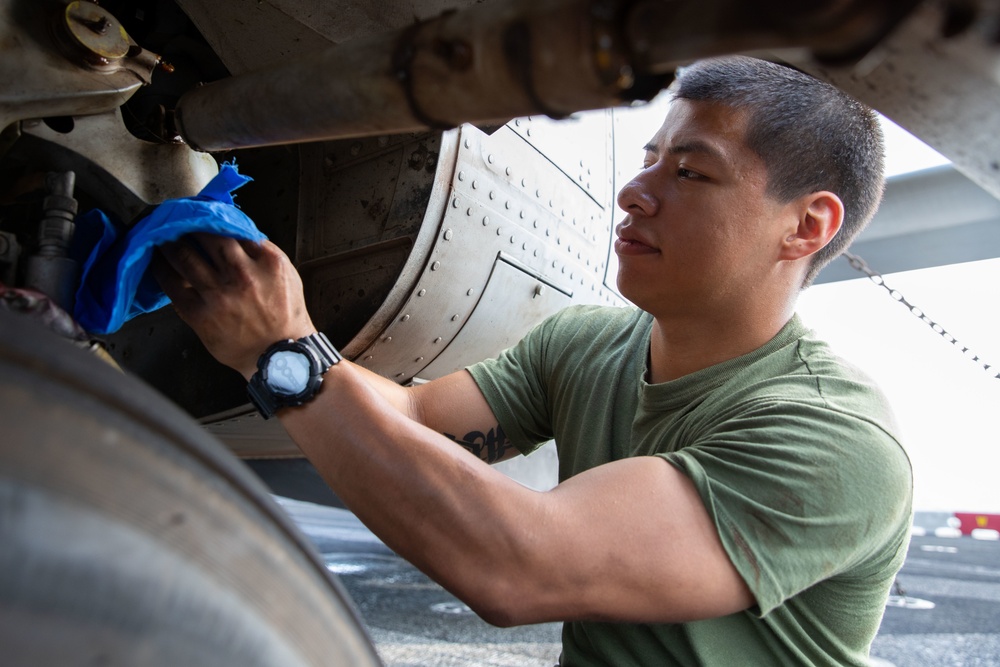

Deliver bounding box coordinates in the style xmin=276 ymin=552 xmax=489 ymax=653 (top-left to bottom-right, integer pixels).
xmin=0 ymin=309 xmax=382 ymax=667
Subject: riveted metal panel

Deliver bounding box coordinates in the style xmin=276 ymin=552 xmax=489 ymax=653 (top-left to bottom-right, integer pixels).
xmin=418 ymin=253 xmax=573 ymax=379
xmin=507 ymin=113 xmax=613 ymax=211
xmin=297 ymin=130 xmax=456 ymax=355
xmin=351 ymin=117 xmax=623 ymax=383
xmin=193 ymin=112 xmax=625 ymax=453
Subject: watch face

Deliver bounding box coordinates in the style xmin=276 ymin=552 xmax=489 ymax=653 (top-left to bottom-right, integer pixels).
xmin=265 ymin=350 xmax=312 ymax=396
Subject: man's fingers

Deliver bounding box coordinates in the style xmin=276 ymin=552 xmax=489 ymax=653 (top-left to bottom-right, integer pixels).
xmin=158 ymin=237 xmax=220 ymax=291
xmin=239 ymin=237 xmax=265 ymax=260
xmin=151 ymin=250 xmax=204 ymax=313
xmin=191 ymin=232 xmax=253 ymax=272
xmin=151 ymin=249 xmax=186 ymax=295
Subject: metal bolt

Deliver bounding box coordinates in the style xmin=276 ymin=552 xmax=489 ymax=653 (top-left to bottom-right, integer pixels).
xmin=83 ymin=16 xmax=111 ymax=34
xmin=431 ymin=261 xmax=441 ymax=271
xmin=444 ymin=229 xmax=453 ymax=241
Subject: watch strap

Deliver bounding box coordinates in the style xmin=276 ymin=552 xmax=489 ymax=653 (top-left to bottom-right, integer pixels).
xmin=302 ymin=331 xmax=342 ymax=370
xmin=247 ymin=372 xmax=279 ymax=419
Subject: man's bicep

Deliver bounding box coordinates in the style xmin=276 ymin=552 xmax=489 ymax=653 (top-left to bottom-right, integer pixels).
xmin=512 ymin=456 xmax=754 ymax=624
xmin=410 ymin=370 xmax=517 ymax=464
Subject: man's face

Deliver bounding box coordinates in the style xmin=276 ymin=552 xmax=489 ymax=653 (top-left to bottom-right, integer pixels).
xmin=614 ymin=99 xmax=799 ymax=318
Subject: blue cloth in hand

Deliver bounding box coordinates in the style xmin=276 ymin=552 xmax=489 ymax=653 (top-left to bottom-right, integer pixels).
xmin=73 ymin=162 xmax=267 ymax=334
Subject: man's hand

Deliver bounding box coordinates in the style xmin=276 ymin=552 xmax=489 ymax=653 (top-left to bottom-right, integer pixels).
xmin=152 ymin=234 xmax=316 ymax=379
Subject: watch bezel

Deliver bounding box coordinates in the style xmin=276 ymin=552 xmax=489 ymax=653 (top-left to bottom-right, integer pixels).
xmin=258 ymin=339 xmax=324 ymax=404
xmin=247 ymin=332 xmax=341 ymax=419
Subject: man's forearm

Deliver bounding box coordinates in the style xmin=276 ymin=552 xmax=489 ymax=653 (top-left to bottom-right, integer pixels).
xmin=277 ymin=359 xmax=535 ymax=625
xmin=340 ymin=359 xmax=421 ymax=422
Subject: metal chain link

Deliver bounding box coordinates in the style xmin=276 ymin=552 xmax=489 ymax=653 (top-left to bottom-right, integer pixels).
xmin=842 ymin=251 xmax=1000 ymax=381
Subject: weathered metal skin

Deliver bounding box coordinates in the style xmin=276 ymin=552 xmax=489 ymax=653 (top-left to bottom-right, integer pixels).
xmin=797 ymin=0 xmax=1000 ymax=201
xmin=171 ymin=0 xmax=922 ymax=152
xmin=0 ymin=0 xmax=161 ymax=131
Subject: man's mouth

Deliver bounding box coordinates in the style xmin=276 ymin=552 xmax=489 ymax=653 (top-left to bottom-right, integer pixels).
xmin=614 ymin=235 xmax=658 ymax=256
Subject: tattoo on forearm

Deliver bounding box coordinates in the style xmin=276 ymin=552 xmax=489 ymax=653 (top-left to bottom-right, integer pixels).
xmin=444 ymin=425 xmax=512 ymax=463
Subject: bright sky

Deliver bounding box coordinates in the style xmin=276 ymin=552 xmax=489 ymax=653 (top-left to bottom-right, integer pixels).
xmin=607 ymin=103 xmax=1000 ymax=513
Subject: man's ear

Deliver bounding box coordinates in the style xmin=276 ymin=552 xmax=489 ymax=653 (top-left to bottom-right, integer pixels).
xmin=779 ymin=191 xmax=844 ymax=261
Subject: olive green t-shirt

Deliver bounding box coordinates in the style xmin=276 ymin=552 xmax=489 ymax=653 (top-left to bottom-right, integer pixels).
xmin=467 ymin=305 xmax=913 ymax=666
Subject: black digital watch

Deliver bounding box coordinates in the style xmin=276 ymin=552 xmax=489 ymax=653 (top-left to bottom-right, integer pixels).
xmin=247 ymin=332 xmax=342 ymax=419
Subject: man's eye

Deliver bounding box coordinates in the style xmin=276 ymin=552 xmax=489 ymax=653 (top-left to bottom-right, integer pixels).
xmin=677 ymin=168 xmax=699 ymax=179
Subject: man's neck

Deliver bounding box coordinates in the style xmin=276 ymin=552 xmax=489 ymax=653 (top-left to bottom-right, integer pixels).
xmin=646 ymin=307 xmax=795 ymax=384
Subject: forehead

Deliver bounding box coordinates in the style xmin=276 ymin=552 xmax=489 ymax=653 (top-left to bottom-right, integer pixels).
xmin=647 ymin=99 xmax=755 ymax=167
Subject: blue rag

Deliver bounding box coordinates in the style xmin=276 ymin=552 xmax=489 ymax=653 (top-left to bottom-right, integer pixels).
xmin=73 ymin=162 xmax=267 ymax=334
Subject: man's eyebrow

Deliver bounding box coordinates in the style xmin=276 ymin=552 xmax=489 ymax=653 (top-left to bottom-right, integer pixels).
xmin=643 ymin=140 xmax=726 ymax=162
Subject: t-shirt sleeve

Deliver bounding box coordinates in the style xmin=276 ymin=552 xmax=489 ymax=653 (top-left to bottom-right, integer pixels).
xmin=664 ymin=395 xmax=913 ymax=616
xmin=466 ymin=311 xmax=561 ymax=456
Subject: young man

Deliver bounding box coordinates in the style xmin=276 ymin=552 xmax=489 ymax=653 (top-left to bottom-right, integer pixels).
xmin=156 ymin=56 xmax=913 ymax=665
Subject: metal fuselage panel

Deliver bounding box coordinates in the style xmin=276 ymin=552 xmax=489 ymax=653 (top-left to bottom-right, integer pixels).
xmin=207 ymin=113 xmax=622 ymax=457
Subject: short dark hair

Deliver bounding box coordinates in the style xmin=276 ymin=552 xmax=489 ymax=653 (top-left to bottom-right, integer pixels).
xmin=672 ymin=56 xmax=885 ymax=286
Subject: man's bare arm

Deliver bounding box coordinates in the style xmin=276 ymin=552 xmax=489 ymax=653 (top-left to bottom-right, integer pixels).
xmin=350 ymin=364 xmax=517 ymax=464
xmin=282 ymin=361 xmax=753 ymax=626
xmin=155 ymin=234 xmax=753 ymax=626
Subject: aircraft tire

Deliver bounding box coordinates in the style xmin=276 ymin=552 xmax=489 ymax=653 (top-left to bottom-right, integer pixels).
xmin=0 ymin=309 xmax=381 ymax=667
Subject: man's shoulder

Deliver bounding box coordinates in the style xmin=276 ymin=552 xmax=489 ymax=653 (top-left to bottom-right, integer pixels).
xmin=733 ymin=325 xmax=891 ymax=408
xmin=711 ymin=327 xmax=905 ymax=455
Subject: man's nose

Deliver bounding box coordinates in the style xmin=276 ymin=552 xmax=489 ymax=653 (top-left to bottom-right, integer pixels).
xmin=616 ymin=175 xmax=658 ymax=217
